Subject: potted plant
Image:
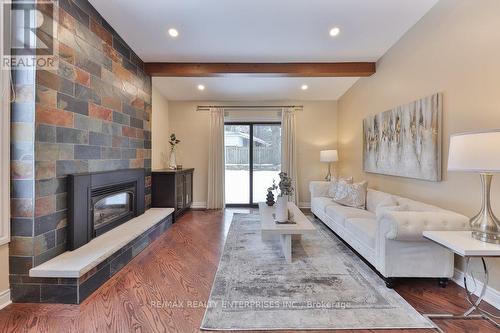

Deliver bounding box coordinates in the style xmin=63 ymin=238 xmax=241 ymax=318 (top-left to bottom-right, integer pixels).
xmin=168 ymin=133 xmax=181 ymax=169
xmin=266 ymin=180 xmax=278 ymax=206
xmin=275 ymin=172 xmax=294 ymax=222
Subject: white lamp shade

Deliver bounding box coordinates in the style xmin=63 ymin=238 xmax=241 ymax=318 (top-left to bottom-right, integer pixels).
xmin=448 ymin=130 xmax=500 ymax=173
xmin=320 ymin=150 xmax=338 ymax=162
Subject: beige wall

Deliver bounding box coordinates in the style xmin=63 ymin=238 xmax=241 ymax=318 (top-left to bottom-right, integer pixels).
xmin=166 ymin=101 xmax=210 ymax=207
xmin=295 ymin=102 xmax=338 ymax=204
xmin=338 ymin=0 xmax=500 ymax=290
xmin=167 ymin=101 xmax=338 ymax=207
xmin=0 ymin=244 xmax=8 ymax=296
xmin=152 ymin=86 xmax=170 ymax=170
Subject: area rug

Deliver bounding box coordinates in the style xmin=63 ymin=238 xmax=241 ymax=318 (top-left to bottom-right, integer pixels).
xmin=200 ymin=213 xmax=434 ymax=330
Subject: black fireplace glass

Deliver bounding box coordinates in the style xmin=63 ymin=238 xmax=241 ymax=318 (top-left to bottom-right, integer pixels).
xmin=93 ymin=191 xmax=133 ymax=230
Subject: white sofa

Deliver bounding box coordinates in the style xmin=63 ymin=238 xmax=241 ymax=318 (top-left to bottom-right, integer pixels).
xmin=310 ymin=181 xmax=470 ymax=287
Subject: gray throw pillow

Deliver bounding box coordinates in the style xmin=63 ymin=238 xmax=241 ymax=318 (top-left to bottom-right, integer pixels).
xmin=333 ymin=180 xmax=368 ymax=209
xmin=328 ymin=177 xmax=353 ymax=198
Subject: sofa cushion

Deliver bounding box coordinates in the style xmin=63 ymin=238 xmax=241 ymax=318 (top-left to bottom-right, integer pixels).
xmin=311 ymin=197 xmax=337 ymax=213
xmin=344 ymin=218 xmax=377 ymax=249
xmin=325 ymin=205 xmax=375 ymax=226
xmin=376 ymin=204 xmax=410 ymax=219
xmin=366 ymin=190 xmax=396 ymax=213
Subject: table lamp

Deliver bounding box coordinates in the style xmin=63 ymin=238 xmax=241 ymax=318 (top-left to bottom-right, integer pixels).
xmin=448 ymin=130 xmax=500 ymax=244
xmin=320 ymin=150 xmax=338 ymax=182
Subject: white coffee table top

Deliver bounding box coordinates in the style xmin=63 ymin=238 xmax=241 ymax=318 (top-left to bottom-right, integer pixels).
xmin=423 ymin=231 xmax=500 ymax=257
xmin=258 ymin=202 xmax=316 ymax=235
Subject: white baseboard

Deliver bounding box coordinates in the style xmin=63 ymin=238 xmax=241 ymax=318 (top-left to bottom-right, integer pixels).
xmin=191 ymin=202 xmax=207 ymax=209
xmin=0 ymin=289 xmax=11 ymax=310
xmin=452 ymin=268 xmax=500 ymax=310
xmin=193 ymin=203 xmax=311 ymax=209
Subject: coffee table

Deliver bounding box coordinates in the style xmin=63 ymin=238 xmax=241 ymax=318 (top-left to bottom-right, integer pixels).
xmin=258 ymin=202 xmax=316 ymax=263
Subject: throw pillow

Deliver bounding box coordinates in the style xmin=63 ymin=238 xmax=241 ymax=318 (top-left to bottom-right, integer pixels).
xmin=333 ymin=180 xmax=368 ymax=209
xmin=328 ymin=177 xmax=353 ymax=198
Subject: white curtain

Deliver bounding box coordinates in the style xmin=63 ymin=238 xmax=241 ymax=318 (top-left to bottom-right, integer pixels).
xmin=281 ymin=108 xmax=299 ymax=205
xmin=207 ymin=108 xmax=225 ymax=209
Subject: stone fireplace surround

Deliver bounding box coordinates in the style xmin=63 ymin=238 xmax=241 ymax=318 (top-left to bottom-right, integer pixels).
xmin=68 ymin=169 xmax=145 ymax=250
xmin=28 ymin=208 xmax=173 ymax=304
xmin=12 ymin=168 xmax=167 ymax=305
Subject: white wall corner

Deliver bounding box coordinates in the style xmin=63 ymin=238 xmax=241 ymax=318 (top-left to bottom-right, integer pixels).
xmin=452 ymin=268 xmax=500 ymax=311
xmin=0 ymin=289 xmax=11 ymax=310
xmin=299 ymin=202 xmax=311 ymax=209
xmin=0 ymin=0 xmax=11 ymax=246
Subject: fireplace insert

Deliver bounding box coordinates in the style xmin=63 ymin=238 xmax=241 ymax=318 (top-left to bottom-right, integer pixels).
xmin=91 ymin=182 xmax=136 ymax=237
xmin=68 ymin=169 xmax=145 ymax=250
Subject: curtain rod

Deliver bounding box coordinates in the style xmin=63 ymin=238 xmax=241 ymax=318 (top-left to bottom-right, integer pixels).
xmin=196 ymin=105 xmax=303 ymax=111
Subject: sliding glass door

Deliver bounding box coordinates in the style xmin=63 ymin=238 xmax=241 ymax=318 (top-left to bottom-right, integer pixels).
xmin=252 ymin=124 xmax=282 ymax=203
xmin=225 ymin=123 xmax=281 ymax=206
xmin=225 ymin=124 xmax=251 ymax=205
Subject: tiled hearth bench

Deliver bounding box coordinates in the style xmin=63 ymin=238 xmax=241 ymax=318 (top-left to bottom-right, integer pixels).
xmin=24 ymin=208 xmax=174 ymax=304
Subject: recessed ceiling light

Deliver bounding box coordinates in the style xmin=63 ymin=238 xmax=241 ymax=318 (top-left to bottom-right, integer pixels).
xmin=301 ymin=84 xmax=309 ymax=90
xmin=168 ymin=28 xmax=179 ymax=38
xmin=329 ymin=27 xmax=340 ymax=37
xmin=197 ymin=84 xmax=205 ymax=91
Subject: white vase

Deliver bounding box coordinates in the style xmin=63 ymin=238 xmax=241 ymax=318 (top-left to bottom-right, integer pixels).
xmin=275 ymin=195 xmax=289 ymax=222
xmin=169 ymin=149 xmax=177 ymax=169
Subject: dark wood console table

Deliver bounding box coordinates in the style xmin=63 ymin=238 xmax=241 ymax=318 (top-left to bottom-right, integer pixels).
xmin=151 ymin=168 xmax=194 ymax=221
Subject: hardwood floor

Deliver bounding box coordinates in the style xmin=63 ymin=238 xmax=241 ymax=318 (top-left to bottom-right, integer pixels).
xmin=1 ymin=209 xmax=498 ymax=333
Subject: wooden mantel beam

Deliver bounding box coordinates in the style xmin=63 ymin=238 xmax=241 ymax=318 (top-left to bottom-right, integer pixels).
xmin=144 ymin=62 xmax=376 ymax=77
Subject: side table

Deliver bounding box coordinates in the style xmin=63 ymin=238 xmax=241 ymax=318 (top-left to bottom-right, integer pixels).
xmin=423 ymin=231 xmax=500 ymax=332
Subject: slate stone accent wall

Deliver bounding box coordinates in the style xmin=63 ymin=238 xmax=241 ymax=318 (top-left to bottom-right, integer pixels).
xmin=10 ymin=0 xmax=152 ymax=302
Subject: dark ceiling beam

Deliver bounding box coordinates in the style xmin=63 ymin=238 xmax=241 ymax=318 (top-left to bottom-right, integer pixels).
xmin=144 ymin=62 xmax=376 ymax=77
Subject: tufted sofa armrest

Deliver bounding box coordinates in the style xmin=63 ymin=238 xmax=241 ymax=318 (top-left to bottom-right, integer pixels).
xmin=309 ymin=181 xmax=330 ymax=198
xmin=378 ymin=211 xmax=470 ymax=241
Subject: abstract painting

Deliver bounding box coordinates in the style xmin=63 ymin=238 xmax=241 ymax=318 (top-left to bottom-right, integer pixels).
xmin=363 ymin=93 xmax=442 ymax=181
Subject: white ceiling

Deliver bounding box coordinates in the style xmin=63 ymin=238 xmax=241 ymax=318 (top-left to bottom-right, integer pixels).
xmin=89 ymin=0 xmax=439 ymax=101
xmin=153 ymin=77 xmax=359 ymax=101
xmin=89 ymin=0 xmax=438 ymax=62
